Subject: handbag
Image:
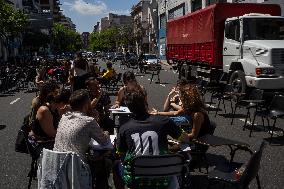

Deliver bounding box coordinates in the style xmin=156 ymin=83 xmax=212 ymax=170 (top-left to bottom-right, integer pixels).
xmin=15 ymin=115 xmax=30 ymax=154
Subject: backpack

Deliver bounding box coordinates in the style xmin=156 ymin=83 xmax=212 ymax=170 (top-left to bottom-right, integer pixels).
xmin=15 ymin=115 xmax=30 ymax=154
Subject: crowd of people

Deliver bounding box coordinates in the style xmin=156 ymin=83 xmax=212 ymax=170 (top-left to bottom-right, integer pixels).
xmin=20 ymin=51 xmax=215 ymax=189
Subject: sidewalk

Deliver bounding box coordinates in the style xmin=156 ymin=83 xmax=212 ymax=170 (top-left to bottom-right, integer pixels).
xmin=160 ymin=59 xmax=171 ymax=67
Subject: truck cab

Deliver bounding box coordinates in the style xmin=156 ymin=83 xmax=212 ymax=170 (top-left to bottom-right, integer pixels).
xmin=223 ymin=14 xmax=284 ymax=92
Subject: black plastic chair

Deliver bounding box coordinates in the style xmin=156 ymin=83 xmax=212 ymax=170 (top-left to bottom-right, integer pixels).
xmin=130 ymin=154 xmax=191 ymax=189
xmin=191 ymin=121 xmax=217 ymax=173
xmin=20 ymin=129 xmax=39 ymax=189
xmin=107 ymin=73 xmax=123 ymax=92
xmin=250 ymin=94 xmax=284 ymax=141
xmin=207 ymin=141 xmax=266 ymax=189
xmin=149 ymin=64 xmax=161 ymax=84
xmin=212 ymin=84 xmax=235 ymax=117
xmin=231 ymin=89 xmax=264 ymax=125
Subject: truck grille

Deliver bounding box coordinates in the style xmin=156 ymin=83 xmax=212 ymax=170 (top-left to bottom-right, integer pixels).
xmin=272 ymin=49 xmax=284 ymax=66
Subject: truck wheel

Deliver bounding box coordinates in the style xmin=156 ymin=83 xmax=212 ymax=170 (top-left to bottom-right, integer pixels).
xmin=229 ymin=70 xmax=247 ymax=93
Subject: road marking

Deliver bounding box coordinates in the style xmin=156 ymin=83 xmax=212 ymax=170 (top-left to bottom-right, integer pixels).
xmin=10 ymin=98 xmax=20 ymax=105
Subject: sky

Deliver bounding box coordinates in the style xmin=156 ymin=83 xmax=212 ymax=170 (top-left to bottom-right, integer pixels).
xmin=60 ymin=0 xmax=140 ymax=33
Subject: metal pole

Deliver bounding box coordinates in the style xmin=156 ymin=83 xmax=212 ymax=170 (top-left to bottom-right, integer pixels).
xmin=164 ymin=0 xmax=167 ymax=22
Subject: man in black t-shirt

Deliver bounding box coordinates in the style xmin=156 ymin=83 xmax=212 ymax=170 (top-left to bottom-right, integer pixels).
xmin=116 ymin=91 xmax=187 ymax=188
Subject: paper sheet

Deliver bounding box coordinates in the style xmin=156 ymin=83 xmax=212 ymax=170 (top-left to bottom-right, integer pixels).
xmin=89 ymin=135 xmax=116 ymax=150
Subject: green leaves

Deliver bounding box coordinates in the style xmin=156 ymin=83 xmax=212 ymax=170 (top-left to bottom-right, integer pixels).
xmin=51 ymin=23 xmax=82 ymax=53
xmin=89 ymin=25 xmax=135 ymax=51
xmin=0 ymin=0 xmax=28 ymax=38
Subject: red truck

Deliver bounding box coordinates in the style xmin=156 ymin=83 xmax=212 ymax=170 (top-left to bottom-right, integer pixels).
xmin=167 ymin=3 xmax=284 ymax=92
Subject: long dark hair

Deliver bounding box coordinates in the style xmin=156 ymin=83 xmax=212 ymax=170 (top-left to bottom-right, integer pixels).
xmin=75 ymin=52 xmax=87 ymax=70
xmin=39 ymin=82 xmax=60 ymax=103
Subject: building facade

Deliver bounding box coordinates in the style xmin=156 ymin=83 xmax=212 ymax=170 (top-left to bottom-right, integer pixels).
xmin=81 ymin=32 xmax=90 ymax=50
xmin=59 ymin=15 xmax=76 ymax=31
xmin=99 ymin=13 xmax=133 ymax=31
xmin=131 ymin=0 xmax=158 ymax=54
xmin=93 ymin=22 xmax=100 ymax=33
xmin=157 ymin=0 xmax=284 ymax=60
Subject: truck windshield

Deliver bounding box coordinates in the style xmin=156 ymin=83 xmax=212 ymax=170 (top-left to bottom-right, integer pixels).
xmin=244 ymin=18 xmax=284 ymax=40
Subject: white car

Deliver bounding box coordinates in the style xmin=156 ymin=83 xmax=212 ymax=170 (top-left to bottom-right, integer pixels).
xmin=143 ymin=54 xmax=161 ymax=71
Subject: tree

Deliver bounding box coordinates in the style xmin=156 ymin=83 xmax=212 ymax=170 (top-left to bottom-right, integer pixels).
xmin=51 ymin=23 xmax=82 ymax=53
xmin=89 ymin=25 xmax=135 ymax=52
xmin=0 ymin=0 xmax=28 ymax=53
xmin=22 ymin=31 xmax=50 ymax=52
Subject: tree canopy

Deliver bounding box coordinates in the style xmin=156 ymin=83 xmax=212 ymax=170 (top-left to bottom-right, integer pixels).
xmin=89 ymin=25 xmax=135 ymax=51
xmin=0 ymin=0 xmax=28 ymax=39
xmin=51 ymin=23 xmax=82 ymax=53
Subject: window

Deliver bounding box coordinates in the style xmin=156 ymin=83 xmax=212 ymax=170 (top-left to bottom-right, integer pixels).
xmin=243 ymin=18 xmax=284 ymax=40
xmin=225 ymin=20 xmax=240 ymax=41
xmin=206 ymin=0 xmax=227 ymax=5
xmin=192 ymin=0 xmax=202 ymax=12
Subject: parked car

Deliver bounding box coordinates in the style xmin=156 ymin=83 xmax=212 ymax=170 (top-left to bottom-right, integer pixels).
xmin=142 ymin=54 xmax=161 ymax=72
xmin=106 ymin=52 xmax=115 ymax=60
xmin=113 ymin=53 xmax=124 ymax=62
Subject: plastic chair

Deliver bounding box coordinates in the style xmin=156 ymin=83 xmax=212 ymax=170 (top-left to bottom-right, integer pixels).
xmin=250 ymin=94 xmax=284 ymax=141
xmin=130 ymin=154 xmax=191 ymax=188
xmin=37 ymin=148 xmax=92 ymax=189
xmin=212 ymin=84 xmax=235 ymax=117
xmin=108 ymin=73 xmax=123 ymax=92
xmin=207 ymin=141 xmax=266 ymax=189
xmin=20 ymin=129 xmax=39 ymax=189
xmin=231 ymin=89 xmax=264 ymax=125
xmin=149 ymin=64 xmax=161 ymax=84
xmin=191 ymin=121 xmax=216 ymax=173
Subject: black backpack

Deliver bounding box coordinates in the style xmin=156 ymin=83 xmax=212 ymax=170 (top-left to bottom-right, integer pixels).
xmin=15 ymin=115 xmax=30 ymax=154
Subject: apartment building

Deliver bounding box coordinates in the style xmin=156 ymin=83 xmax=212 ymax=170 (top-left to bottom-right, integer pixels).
xmin=99 ymin=13 xmax=133 ymax=31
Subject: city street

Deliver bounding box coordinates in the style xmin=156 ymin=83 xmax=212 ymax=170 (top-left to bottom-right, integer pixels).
xmin=0 ymin=59 xmax=283 ymax=188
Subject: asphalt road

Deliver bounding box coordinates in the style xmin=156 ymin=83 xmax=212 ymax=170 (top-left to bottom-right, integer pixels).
xmin=0 ymin=59 xmax=283 ymax=188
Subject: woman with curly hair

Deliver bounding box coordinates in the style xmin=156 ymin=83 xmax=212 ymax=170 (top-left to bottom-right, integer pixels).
xmin=152 ymin=85 xmax=212 ymax=140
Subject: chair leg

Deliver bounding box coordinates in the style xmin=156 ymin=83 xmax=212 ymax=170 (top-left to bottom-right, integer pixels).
xmin=222 ymin=99 xmax=226 ymax=114
xmin=150 ymin=73 xmax=154 ymax=84
xmin=215 ymin=99 xmax=221 ymax=117
xmin=210 ymin=93 xmax=213 ymax=105
xmin=231 ymin=105 xmax=237 ymax=125
xmin=266 ymin=118 xmax=270 ymax=132
xmin=157 ymin=73 xmax=160 ymax=84
xmin=270 ymin=118 xmax=277 ymax=144
xmin=261 ymin=117 xmax=265 ymax=131
xmin=243 ymin=109 xmax=250 ymax=131
xmin=256 ymin=174 xmax=261 ymax=189
xmin=28 ymin=159 xmax=36 ymax=189
xmin=250 ymin=113 xmax=257 ymax=137
xmin=230 ymin=100 xmax=234 ymax=115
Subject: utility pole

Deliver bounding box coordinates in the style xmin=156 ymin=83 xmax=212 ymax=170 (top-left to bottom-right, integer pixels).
xmin=164 ymin=0 xmax=167 ymax=22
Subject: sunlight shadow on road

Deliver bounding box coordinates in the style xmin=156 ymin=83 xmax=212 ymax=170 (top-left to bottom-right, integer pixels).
xmin=0 ymin=125 xmax=6 ymax=130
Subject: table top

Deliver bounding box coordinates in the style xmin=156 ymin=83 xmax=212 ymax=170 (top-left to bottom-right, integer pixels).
xmin=194 ymin=134 xmax=249 ymax=147
xmin=109 ymin=106 xmax=132 ymax=114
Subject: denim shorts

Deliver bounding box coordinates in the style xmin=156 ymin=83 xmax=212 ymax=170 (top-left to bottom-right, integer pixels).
xmin=170 ymin=115 xmax=191 ymax=125
xmin=170 ymin=115 xmax=192 ymax=132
